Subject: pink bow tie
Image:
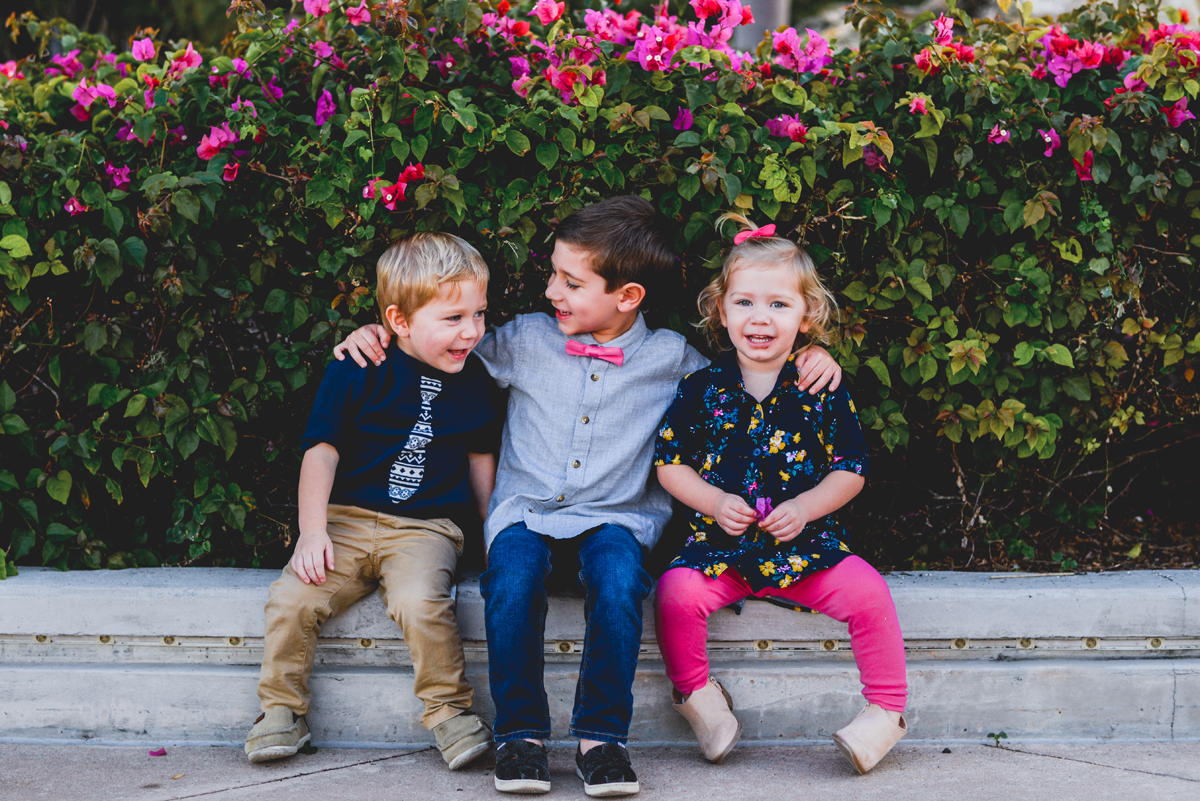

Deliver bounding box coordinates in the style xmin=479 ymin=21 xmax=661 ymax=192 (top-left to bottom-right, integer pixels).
xmin=565 ymin=340 xmax=624 ymax=366
xmin=733 ymin=224 xmax=776 ymax=245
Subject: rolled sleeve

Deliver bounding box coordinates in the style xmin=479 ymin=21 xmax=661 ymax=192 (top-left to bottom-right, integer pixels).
xmin=299 ymin=359 xmax=361 ymax=453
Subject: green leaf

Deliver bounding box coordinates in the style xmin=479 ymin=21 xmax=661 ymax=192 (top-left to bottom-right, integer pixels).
xmin=305 ymin=178 xmax=334 ymax=206
xmin=1042 ymin=344 xmax=1075 ymax=368
xmin=0 ymin=234 xmax=31 ymax=258
xmin=505 ymin=129 xmax=531 ymax=156
xmin=84 ymin=321 xmax=108 ymax=355
xmin=0 ymin=468 xmax=17 ymax=491
xmin=866 ymin=356 xmax=892 ymax=387
xmin=46 ymin=470 xmax=72 ymax=505
xmin=843 ymin=281 xmax=869 ymax=302
xmin=535 ymin=143 xmax=559 ymax=170
xmin=1062 ymin=375 xmax=1092 ymax=401
xmin=174 ymin=189 xmax=201 ymax=223
xmin=0 ymin=380 xmax=13 ymax=413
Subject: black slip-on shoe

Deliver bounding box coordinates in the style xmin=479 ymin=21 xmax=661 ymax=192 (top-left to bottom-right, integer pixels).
xmin=494 ymin=739 xmax=551 ymax=794
xmin=575 ymin=742 xmax=640 ymax=797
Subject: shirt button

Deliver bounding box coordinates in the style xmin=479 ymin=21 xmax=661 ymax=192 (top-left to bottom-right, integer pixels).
xmin=528 ymin=508 xmax=534 ymax=513
xmin=556 ymin=494 xmax=565 ymax=502
xmin=582 ymin=416 xmax=590 ymax=424
xmin=572 ymin=460 xmax=581 ymax=468
xmin=590 ymin=373 xmax=599 ymax=381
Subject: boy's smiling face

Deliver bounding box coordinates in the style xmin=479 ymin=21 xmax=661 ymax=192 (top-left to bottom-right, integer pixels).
xmin=386 ymin=278 xmax=487 ymax=373
xmin=545 ymin=240 xmax=643 ymax=344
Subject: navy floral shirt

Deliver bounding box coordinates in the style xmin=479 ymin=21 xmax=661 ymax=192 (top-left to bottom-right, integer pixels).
xmin=654 ymin=350 xmax=869 ymax=592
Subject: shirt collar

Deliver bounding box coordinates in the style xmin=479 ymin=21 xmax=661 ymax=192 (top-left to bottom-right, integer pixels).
xmin=712 ymin=349 xmax=801 ymax=400
xmin=574 ymin=312 xmax=649 ymax=359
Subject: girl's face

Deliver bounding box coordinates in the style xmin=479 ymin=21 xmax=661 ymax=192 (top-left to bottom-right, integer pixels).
xmin=719 ymin=264 xmax=810 ymax=373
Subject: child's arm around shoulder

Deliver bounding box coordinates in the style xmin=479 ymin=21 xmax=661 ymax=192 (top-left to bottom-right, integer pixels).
xmin=293 ymin=443 xmax=340 ymax=585
xmin=795 ymin=345 xmax=843 ymax=394
xmin=467 ymin=451 xmax=496 ymax=522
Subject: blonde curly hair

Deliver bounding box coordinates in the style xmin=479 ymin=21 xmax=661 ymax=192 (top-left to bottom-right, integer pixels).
xmin=697 ymin=213 xmax=838 ymax=351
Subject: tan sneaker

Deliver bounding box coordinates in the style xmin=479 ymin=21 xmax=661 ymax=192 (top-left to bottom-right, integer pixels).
xmin=832 ymin=703 xmax=907 ymax=774
xmin=433 ymin=711 xmax=493 ymax=770
xmin=672 ymin=676 xmax=742 ymax=763
xmin=244 ymin=707 xmax=311 ymax=764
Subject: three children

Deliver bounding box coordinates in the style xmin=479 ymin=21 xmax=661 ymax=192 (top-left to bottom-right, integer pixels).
xmin=250 ymin=197 xmax=905 ymax=790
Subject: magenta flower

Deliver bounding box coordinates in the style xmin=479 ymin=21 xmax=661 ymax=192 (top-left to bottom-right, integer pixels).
xmin=232 ymin=57 xmax=250 ymax=76
xmin=48 ymin=50 xmax=84 ymax=79
xmin=1122 ymin=72 xmax=1148 ymax=93
xmin=933 ymin=14 xmax=954 ymax=45
xmin=530 ymin=0 xmax=565 ymax=25
xmin=510 ymin=56 xmax=531 ymax=79
xmin=261 ymin=75 xmax=283 ymax=103
xmin=1162 ymin=97 xmax=1196 ymax=128
xmin=908 ymin=96 xmax=929 ymax=114
xmin=362 ymin=178 xmax=388 ymax=200
xmin=304 ymin=0 xmax=331 ymax=16
xmin=223 ymin=163 xmax=239 ymax=182
xmin=1038 ymin=128 xmax=1060 ymax=157
xmin=72 ymin=77 xmax=118 ymax=109
xmin=754 ymin=497 xmax=774 ymax=519
xmin=512 ymin=75 xmax=534 ymax=98
xmin=64 ymin=197 xmax=88 ymax=216
xmin=673 ymin=107 xmax=694 ymax=131
xmin=105 ymin=162 xmax=132 ymax=190
xmin=864 ymin=146 xmax=886 ymax=172
xmin=765 ymin=114 xmax=808 ymax=142
xmin=987 ymin=124 xmax=1010 ymax=144
xmin=1 ymin=60 xmax=24 ymax=80
xmin=312 ymin=41 xmax=334 ymax=60
xmin=346 ymin=1 xmax=371 ymax=25
xmin=315 ymin=89 xmax=337 ymax=125
xmin=132 ymin=38 xmax=156 ymax=61
xmin=68 ymin=103 xmax=90 ymax=122
xmin=232 ymin=96 xmax=257 ymax=117
xmin=1073 ymin=150 xmax=1094 ymax=181
xmin=196 ymin=123 xmax=238 ymax=160
xmin=171 ymin=42 xmax=203 ymax=75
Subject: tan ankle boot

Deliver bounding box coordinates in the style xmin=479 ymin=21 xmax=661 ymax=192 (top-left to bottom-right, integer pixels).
xmin=832 ymin=703 xmax=907 ymax=774
xmin=672 ymin=676 xmax=742 ymax=763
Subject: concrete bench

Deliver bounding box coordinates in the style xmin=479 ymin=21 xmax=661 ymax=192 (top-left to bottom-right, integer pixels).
xmin=1 ymin=568 xmax=1197 ymax=746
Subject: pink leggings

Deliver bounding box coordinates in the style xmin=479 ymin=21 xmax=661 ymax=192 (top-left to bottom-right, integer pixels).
xmin=655 ymin=556 xmax=907 ymax=712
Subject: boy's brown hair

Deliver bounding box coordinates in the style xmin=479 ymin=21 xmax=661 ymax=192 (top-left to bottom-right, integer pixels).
xmin=555 ymin=196 xmax=676 ymax=301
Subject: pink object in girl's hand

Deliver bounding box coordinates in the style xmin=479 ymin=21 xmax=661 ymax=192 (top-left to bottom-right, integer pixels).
xmin=755 ymin=497 xmax=773 ymax=519
xmin=149 ymin=747 xmax=167 ymax=756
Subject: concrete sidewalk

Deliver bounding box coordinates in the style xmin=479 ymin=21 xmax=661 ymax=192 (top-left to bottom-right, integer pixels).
xmin=3 ymin=742 xmax=1199 ymax=801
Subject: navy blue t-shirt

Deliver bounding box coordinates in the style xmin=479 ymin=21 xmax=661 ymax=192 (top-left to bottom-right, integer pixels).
xmin=300 ymin=347 xmax=498 ymax=522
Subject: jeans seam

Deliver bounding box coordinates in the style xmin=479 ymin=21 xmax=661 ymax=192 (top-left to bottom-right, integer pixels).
xmin=494 ymin=728 xmax=552 ymax=743
xmin=568 ymin=727 xmax=627 ymax=743
xmin=570 ymin=565 xmax=592 ymax=734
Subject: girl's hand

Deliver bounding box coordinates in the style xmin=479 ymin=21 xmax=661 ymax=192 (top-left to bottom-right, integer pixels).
xmin=332 ymin=324 xmax=391 ymax=367
xmin=795 ymin=346 xmax=842 ymax=394
xmin=714 ymin=493 xmax=757 ymax=536
xmin=290 ymin=531 xmax=335 ymax=585
xmin=760 ymin=498 xmax=811 ymax=542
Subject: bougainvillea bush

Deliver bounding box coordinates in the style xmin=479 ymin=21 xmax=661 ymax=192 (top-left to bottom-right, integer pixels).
xmin=0 ymin=0 xmax=1197 ymax=575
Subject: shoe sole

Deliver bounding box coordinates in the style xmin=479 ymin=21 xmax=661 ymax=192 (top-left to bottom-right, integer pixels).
xmin=494 ymin=776 xmax=551 ymax=794
xmin=708 ymin=721 xmax=743 ymax=765
xmin=447 ymin=740 xmax=492 ymax=771
xmin=575 ymin=766 xmax=640 ymax=797
xmin=246 ymin=732 xmax=311 ymax=764
xmin=831 ymin=733 xmax=869 ymax=775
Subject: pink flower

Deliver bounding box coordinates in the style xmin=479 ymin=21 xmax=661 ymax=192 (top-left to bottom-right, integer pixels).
xmin=864 ymin=146 xmax=886 ymax=172
xmin=315 ymin=89 xmax=337 ymax=125
xmin=544 ymin=65 xmax=578 ymax=93
xmin=673 ymin=107 xmax=693 ymax=131
xmin=1031 ymin=63 xmax=1047 ymax=79
xmin=171 ymin=42 xmax=203 ymax=75
xmin=68 ymin=103 xmax=90 ymax=122
xmin=346 ymin=1 xmax=372 ymax=25
xmin=908 ymin=96 xmax=928 ymax=114
xmin=1039 ymin=128 xmax=1060 ymax=157
xmin=132 ymin=38 xmax=156 ymax=61
xmin=49 ymin=50 xmax=84 ymax=79
xmin=362 ymin=178 xmax=388 ymax=200
xmin=772 ymin=27 xmax=832 ymax=73
xmin=232 ymin=96 xmax=257 ymax=117
xmin=1162 ymin=97 xmax=1196 ymax=128
xmin=1 ymin=60 xmax=25 ymax=80
xmin=262 ymin=75 xmax=283 ymax=103
xmin=1123 ymin=72 xmax=1148 ymax=93
xmin=1073 ymin=150 xmax=1093 ymax=181
xmin=304 ymin=0 xmax=331 ymax=16
xmin=765 ymin=114 xmax=808 ymax=141
xmin=914 ymin=49 xmax=938 ymax=75
xmin=401 ymin=164 xmax=425 ymax=181
xmin=72 ymin=77 xmax=118 ymax=109
xmin=380 ymin=181 xmax=406 ymax=210
xmin=312 ymin=41 xmax=334 ymax=60
xmin=223 ymin=163 xmax=239 ymax=182
xmin=105 ymin=162 xmax=132 ymax=190
xmin=530 ymin=0 xmax=565 ymax=25
xmin=232 ymin=57 xmax=250 ymax=76
xmin=987 ymin=124 xmax=1010 ymax=144
xmin=690 ymin=0 xmax=724 ymax=19
xmin=431 ymin=53 xmax=456 ymax=77
xmin=510 ymin=56 xmax=531 ymax=79
xmin=196 ymin=123 xmax=238 ymax=160
xmin=513 ymin=74 xmax=534 ymax=97
xmin=144 ymin=88 xmax=156 ymax=109
xmin=933 ymin=14 xmax=954 ymax=46
xmin=64 ymin=197 xmax=88 ymax=216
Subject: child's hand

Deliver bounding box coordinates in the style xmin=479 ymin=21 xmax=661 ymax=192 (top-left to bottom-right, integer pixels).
xmin=760 ymin=498 xmax=811 ymax=542
xmin=290 ymin=531 xmax=335 ymax=585
xmin=332 ymin=324 xmax=391 ymax=367
xmin=795 ymin=346 xmax=842 ymax=395
xmin=714 ymin=493 xmax=757 ymax=537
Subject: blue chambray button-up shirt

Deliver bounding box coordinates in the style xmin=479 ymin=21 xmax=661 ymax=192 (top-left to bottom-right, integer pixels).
xmin=473 ymin=312 xmax=709 ymax=551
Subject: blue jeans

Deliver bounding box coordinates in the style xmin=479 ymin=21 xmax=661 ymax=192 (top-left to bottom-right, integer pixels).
xmin=480 ymin=522 xmax=652 ymax=744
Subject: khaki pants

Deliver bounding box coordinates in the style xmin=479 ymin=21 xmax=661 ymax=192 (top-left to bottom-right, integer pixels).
xmin=257 ymin=504 xmax=473 ymax=729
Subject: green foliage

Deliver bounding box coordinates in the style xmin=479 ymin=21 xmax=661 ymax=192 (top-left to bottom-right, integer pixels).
xmin=0 ymin=1 xmax=1197 ymax=570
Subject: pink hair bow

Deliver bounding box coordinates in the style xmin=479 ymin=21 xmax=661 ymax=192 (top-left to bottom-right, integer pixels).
xmin=733 ymin=224 xmax=776 ymax=245
xmin=565 ymin=339 xmax=624 ymax=366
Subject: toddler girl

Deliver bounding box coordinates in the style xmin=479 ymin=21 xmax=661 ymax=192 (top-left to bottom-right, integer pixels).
xmin=653 ymin=216 xmax=907 ymax=774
